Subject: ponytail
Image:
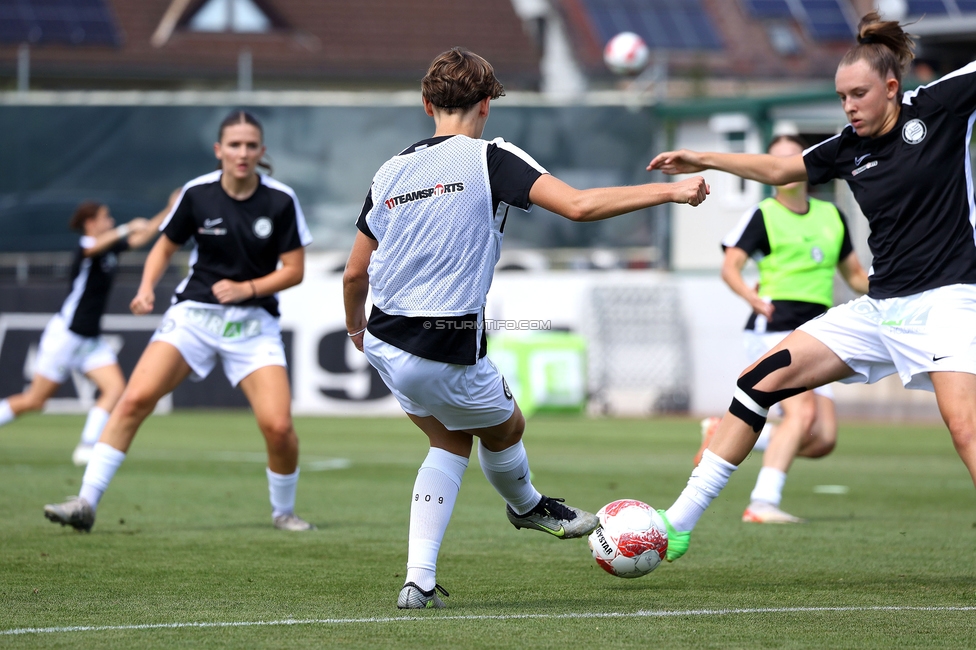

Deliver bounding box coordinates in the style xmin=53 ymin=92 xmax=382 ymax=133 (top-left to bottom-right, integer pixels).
xmin=840 ymin=12 xmax=915 ymax=92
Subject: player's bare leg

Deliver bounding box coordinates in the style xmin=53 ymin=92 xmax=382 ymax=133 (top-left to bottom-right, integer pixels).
xmin=44 ymin=342 xmax=190 ymax=531
xmin=744 ymin=390 xmax=818 ymax=524
xmin=798 ymin=395 xmax=838 ymax=458
xmin=101 ymin=342 xmax=191 ymax=452
xmin=87 ymin=364 xmax=125 ymax=414
xmin=4 ymin=374 xmax=61 ymax=419
xmin=662 ymin=332 xmax=853 ymax=559
xmin=931 ymin=372 xmax=976 ymax=489
xmin=239 ymin=364 xmax=312 ymax=531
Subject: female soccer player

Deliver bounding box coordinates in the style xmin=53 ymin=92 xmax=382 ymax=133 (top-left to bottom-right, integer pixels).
xmin=0 ymin=198 xmax=172 ymax=465
xmin=44 ymin=110 xmax=314 ymax=533
xmin=647 ymin=12 xmax=976 ymax=561
xmin=343 ymin=47 xmax=709 ymax=608
xmin=700 ymin=134 xmax=869 ymax=524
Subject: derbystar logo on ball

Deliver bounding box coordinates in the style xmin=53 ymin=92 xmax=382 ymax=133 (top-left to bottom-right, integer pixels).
xmin=384 ymin=182 xmax=464 ymax=210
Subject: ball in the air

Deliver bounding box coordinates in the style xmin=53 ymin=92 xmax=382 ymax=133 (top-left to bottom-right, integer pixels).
xmin=588 ymin=499 xmax=668 ymax=578
xmin=603 ymin=32 xmax=650 ymax=76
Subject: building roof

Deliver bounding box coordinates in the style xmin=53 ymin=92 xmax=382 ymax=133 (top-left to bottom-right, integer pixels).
xmin=0 ymin=0 xmax=542 ymax=89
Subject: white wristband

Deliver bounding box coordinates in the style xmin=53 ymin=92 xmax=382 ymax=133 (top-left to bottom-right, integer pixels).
xmin=115 ymin=223 xmax=131 ymax=238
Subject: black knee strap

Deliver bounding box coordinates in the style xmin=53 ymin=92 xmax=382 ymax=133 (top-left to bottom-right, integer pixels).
xmin=730 ymin=349 xmax=807 ymax=433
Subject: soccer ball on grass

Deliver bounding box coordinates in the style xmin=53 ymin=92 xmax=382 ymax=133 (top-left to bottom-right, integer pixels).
xmin=588 ymin=499 xmax=668 ymax=578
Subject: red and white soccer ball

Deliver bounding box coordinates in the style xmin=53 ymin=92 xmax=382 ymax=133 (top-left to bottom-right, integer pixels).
xmin=588 ymin=499 xmax=668 ymax=578
xmin=603 ymin=32 xmax=650 ymax=76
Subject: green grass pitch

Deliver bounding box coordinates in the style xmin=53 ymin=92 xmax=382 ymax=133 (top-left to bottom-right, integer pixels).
xmin=1 ymin=412 xmax=975 ymax=648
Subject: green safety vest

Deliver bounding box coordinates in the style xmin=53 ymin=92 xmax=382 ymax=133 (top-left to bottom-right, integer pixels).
xmin=756 ymin=196 xmax=845 ymax=308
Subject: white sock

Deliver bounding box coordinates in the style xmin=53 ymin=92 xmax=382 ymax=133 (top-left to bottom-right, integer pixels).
xmin=405 ymin=447 xmax=468 ymax=591
xmin=477 ymin=440 xmax=542 ymax=515
xmin=753 ymin=422 xmax=775 ymax=452
xmin=267 ymin=468 xmax=300 ymax=518
xmin=750 ymin=467 xmax=787 ymax=506
xmin=665 ymin=449 xmax=738 ymax=532
xmin=0 ymin=399 xmax=14 ymax=426
xmin=78 ymin=442 xmax=126 ymax=510
xmin=80 ymin=407 xmax=111 ymax=445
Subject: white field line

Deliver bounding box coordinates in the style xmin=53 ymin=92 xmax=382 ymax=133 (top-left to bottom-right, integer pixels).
xmin=4 ymin=606 xmax=976 ymax=636
xmin=130 ymin=450 xmax=351 ymax=471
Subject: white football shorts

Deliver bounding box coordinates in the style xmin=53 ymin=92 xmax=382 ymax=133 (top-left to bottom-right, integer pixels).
xmin=150 ymin=301 xmax=286 ymax=387
xmin=35 ymin=313 xmax=118 ymax=383
xmin=798 ymin=283 xmax=976 ymax=392
xmin=743 ymin=329 xmax=833 ymax=399
xmin=363 ymin=331 xmax=515 ymax=431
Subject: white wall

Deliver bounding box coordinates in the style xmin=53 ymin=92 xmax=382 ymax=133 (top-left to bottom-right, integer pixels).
xmin=282 ymin=257 xmax=938 ymax=418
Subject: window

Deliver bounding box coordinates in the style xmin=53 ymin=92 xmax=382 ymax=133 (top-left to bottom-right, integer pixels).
xmin=188 ymin=0 xmax=272 ymax=33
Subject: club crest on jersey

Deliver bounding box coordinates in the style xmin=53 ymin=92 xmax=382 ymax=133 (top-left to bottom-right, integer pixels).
xmin=384 ymin=182 xmax=464 ymax=210
xmin=902 ymin=119 xmax=926 ymax=145
xmin=101 ymin=252 xmax=118 ymax=272
xmin=253 ymin=217 xmax=273 ymax=239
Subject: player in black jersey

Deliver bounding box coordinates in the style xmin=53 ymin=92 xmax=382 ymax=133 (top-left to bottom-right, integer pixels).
xmin=344 ymin=48 xmax=709 ymax=608
xmin=0 ymin=198 xmax=171 ymax=465
xmin=647 ymin=12 xmax=976 ymax=561
xmin=44 ymin=111 xmax=314 ymax=533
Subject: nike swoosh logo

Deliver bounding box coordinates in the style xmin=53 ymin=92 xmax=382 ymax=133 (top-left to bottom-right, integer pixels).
xmin=536 ymin=523 xmax=566 ymax=537
xmin=854 ymin=154 xmax=870 ymax=165
xmin=933 ymin=355 xmax=951 ymax=362
xmin=204 ymin=218 xmax=223 ymax=227
xmin=516 ymin=473 xmax=527 ymax=481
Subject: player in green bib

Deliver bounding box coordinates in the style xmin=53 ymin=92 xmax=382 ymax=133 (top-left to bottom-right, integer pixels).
xmin=699 ymin=135 xmax=869 ymax=523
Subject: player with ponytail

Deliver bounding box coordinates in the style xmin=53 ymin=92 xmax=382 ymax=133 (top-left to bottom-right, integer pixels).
xmin=44 ymin=110 xmax=315 ymax=534
xmin=649 ymin=12 xmax=976 ymax=560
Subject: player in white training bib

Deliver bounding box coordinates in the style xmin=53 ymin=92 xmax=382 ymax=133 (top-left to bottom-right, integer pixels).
xmin=44 ymin=111 xmax=314 ymax=534
xmin=343 ymin=47 xmax=709 ymax=609
xmin=648 ymin=12 xmax=976 ymax=561
xmin=0 ymin=198 xmax=172 ymax=465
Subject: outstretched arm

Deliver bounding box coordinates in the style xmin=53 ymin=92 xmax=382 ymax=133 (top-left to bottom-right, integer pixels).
xmin=81 ymin=219 xmax=148 ymax=258
xmin=528 ymin=173 xmax=709 ymax=223
xmin=837 ymin=251 xmax=869 ymax=295
xmin=721 ymin=247 xmax=774 ymax=320
xmin=127 ymin=188 xmax=181 ymax=249
xmin=342 ymin=231 xmax=378 ymax=352
xmin=648 ymin=150 xmax=808 ymax=187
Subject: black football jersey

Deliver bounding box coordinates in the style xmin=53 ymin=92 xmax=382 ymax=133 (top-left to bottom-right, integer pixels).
xmin=61 ymin=236 xmax=129 ymax=337
xmin=803 ymin=61 xmax=976 ymax=299
xmin=161 ymin=171 xmax=312 ymax=317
